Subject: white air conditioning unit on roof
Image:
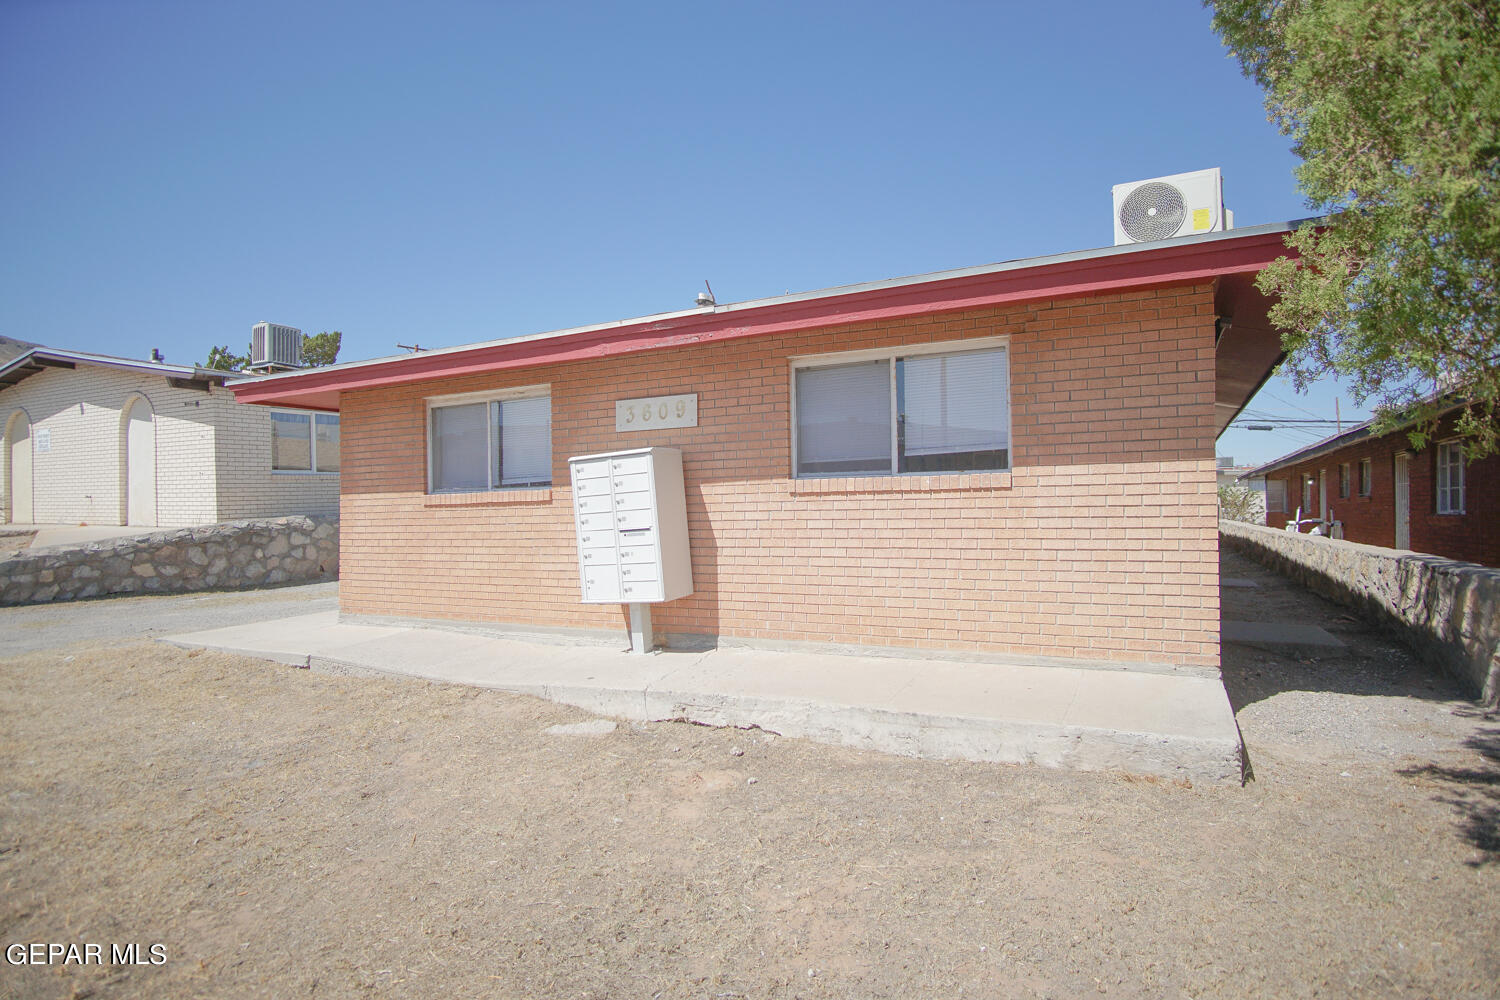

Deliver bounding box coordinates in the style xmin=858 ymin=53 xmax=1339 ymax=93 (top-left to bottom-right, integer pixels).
xmin=250 ymin=322 xmax=303 ymax=370
xmin=1112 ymin=168 xmax=1232 ymax=245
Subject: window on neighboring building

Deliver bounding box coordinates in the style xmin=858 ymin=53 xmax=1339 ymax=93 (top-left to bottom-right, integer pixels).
xmin=1436 ymin=441 xmax=1465 ymax=514
xmin=1359 ymin=458 xmax=1372 ymax=497
xmin=793 ymin=339 xmax=1010 ymax=477
xmin=428 ymin=388 xmax=551 ymax=492
xmin=272 ymin=411 xmax=340 ymax=473
xmin=1338 ymin=463 xmax=1350 ymax=498
xmin=1267 ymin=478 xmax=1287 ymax=513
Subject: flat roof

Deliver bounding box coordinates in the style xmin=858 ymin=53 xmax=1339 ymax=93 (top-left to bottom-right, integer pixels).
xmin=0 ymin=347 xmax=235 ymax=392
xmin=229 ymin=220 xmax=1308 ymax=415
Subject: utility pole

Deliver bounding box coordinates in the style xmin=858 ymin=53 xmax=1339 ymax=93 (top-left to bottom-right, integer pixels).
xmin=1335 ymin=398 xmax=1341 ymax=434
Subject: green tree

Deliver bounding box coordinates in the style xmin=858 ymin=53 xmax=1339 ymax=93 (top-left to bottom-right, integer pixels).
xmin=200 ymin=330 xmax=342 ymax=371
xmin=301 ymin=330 xmax=342 ymax=367
xmin=1208 ymin=0 xmax=1500 ymax=456
xmin=203 ymin=344 xmax=249 ymax=371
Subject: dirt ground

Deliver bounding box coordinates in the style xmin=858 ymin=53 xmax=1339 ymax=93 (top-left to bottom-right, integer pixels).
xmin=2 ymin=553 xmax=1498 ymax=999
xmin=0 ymin=532 xmax=34 ymax=560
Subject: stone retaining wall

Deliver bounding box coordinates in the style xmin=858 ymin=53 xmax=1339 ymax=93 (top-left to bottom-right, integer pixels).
xmin=0 ymin=516 xmax=338 ymax=606
xmin=1220 ymin=519 xmax=1500 ymax=706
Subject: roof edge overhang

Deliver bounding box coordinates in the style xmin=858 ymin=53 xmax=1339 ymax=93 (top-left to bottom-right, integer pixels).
xmin=230 ymin=220 xmax=1310 ymax=411
xmin=1243 ymin=397 xmax=1470 ymax=478
xmin=0 ymin=348 xmax=235 ymax=392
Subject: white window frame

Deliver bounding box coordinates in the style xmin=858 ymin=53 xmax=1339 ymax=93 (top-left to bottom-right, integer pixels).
xmin=1436 ymin=440 xmax=1466 ymax=514
xmin=425 ymin=384 xmax=551 ymax=494
xmin=1358 ymin=458 xmax=1372 ymax=497
xmin=788 ymin=335 xmax=1011 ymax=479
xmin=270 ymin=408 xmax=340 ymax=475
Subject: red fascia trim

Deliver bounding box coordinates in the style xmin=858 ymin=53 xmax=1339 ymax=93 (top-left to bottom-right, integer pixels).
xmin=230 ymin=231 xmax=1290 ymax=409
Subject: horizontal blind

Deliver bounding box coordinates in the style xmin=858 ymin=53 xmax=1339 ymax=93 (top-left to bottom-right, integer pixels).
xmin=431 ymin=402 xmax=489 ymax=491
xmin=496 ymin=396 xmax=551 ymax=486
xmin=796 ymin=360 xmax=891 ymax=474
xmin=901 ymin=347 xmax=1008 ymax=456
xmin=314 ymin=414 xmax=340 ymax=473
xmin=270 ymin=412 xmax=311 ymax=471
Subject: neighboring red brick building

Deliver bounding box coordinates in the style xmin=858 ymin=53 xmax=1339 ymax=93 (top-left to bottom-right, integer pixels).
xmin=229 ymin=224 xmax=1294 ymax=670
xmin=1250 ymin=408 xmax=1499 ymax=568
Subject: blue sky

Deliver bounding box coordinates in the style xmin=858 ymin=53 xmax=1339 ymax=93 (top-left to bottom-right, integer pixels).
xmin=0 ymin=0 xmax=1365 ymax=464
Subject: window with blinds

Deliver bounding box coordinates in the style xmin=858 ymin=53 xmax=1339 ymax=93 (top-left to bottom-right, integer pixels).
xmin=794 ymin=341 xmax=1009 ymax=477
xmin=429 ymin=390 xmax=551 ymax=492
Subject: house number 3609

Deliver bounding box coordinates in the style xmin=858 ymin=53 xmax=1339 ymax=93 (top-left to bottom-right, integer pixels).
xmin=615 ymin=393 xmax=698 ymax=432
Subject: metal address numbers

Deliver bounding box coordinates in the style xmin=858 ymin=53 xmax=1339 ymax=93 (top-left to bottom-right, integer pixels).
xmin=615 ymin=393 xmax=697 ymax=432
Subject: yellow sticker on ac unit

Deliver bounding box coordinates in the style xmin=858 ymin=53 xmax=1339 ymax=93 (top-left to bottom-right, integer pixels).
xmin=1193 ymin=208 xmax=1212 ymax=231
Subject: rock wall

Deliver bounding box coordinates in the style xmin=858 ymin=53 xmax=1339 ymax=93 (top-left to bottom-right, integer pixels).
xmin=1220 ymin=519 xmax=1500 ymax=706
xmin=0 ymin=516 xmax=338 ymax=606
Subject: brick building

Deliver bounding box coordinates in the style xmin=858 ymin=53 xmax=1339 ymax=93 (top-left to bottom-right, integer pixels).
xmin=2 ymin=347 xmax=339 ymax=528
xmin=229 ymin=223 xmax=1293 ymax=668
xmin=1249 ymin=406 xmax=1498 ymax=567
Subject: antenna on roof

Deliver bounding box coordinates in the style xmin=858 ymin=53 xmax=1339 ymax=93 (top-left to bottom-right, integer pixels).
xmin=397 ymin=343 xmax=424 ymax=353
xmin=695 ymin=280 xmax=715 ymax=308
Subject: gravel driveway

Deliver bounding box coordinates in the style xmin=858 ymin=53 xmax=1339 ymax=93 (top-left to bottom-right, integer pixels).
xmin=0 ymin=560 xmax=1496 ymax=999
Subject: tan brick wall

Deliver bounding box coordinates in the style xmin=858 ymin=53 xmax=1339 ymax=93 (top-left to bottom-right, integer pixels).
xmin=339 ymin=284 xmax=1220 ymax=666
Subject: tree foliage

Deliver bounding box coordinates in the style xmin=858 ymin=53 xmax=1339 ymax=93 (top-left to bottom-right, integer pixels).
xmin=200 ymin=331 xmax=342 ymax=372
xmin=203 ymin=344 xmax=248 ymax=372
xmin=1218 ymin=482 xmax=1265 ymax=523
xmin=1208 ymin=0 xmax=1500 ymax=456
xmin=301 ymin=330 xmax=342 ymax=367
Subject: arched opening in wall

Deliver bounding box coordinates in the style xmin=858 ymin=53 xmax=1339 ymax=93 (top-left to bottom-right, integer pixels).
xmin=5 ymin=409 xmax=33 ymax=524
xmin=122 ymin=395 xmax=157 ymax=527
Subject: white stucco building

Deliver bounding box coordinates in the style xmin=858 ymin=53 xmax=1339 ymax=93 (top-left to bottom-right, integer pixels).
xmin=1 ymin=347 xmax=338 ymax=527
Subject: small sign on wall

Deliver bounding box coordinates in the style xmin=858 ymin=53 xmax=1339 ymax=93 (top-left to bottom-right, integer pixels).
xmin=34 ymin=428 xmax=51 ymax=453
xmin=616 ymin=393 xmax=697 ymax=432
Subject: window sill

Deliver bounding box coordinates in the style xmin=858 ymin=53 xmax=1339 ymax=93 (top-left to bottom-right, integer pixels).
xmin=424 ymin=488 xmax=552 ymax=508
xmin=272 ymin=470 xmax=339 ymax=477
xmin=790 ymin=471 xmax=1011 ymax=496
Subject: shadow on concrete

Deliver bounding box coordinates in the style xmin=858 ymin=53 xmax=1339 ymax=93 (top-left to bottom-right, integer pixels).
xmin=1397 ymin=720 xmax=1500 ymax=866
xmin=1217 ymin=548 xmax=1469 ymax=713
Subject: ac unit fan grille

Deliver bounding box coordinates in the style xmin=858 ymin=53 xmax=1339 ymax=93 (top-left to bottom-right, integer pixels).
xmin=1119 ymin=181 xmax=1187 ymax=242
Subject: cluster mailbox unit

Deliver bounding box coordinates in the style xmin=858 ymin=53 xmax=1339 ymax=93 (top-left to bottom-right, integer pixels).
xmin=569 ymin=447 xmax=694 ymax=652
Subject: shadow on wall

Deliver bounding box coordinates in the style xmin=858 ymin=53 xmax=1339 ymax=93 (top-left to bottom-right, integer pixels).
xmin=1399 ymin=721 xmax=1500 ymax=867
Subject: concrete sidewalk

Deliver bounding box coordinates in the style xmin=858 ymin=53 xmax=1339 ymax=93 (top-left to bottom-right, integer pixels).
xmin=2 ymin=523 xmax=160 ymax=548
xmin=165 ymin=613 xmax=1245 ymax=784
